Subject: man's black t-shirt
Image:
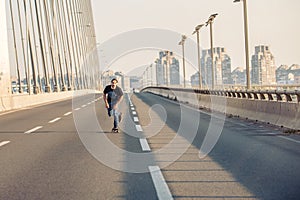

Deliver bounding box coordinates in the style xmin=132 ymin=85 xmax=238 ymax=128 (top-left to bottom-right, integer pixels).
xmin=103 ymin=85 xmax=123 ymax=104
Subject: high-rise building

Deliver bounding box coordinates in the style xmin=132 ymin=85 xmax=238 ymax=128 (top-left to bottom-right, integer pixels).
xmin=231 ymin=67 xmax=246 ymax=85
xmin=155 ymin=58 xmax=164 ymax=85
xmin=170 ymin=57 xmax=180 ymax=85
xmin=190 ymin=72 xmax=200 ymax=87
xmin=276 ymin=65 xmax=289 ymax=84
xmin=251 ymin=45 xmax=276 ymax=85
xmin=289 ymin=64 xmax=300 ymax=84
xmin=201 ymin=47 xmax=232 ymax=86
xmin=155 ymin=51 xmax=180 ymax=86
xmin=277 ymin=64 xmax=300 ymax=84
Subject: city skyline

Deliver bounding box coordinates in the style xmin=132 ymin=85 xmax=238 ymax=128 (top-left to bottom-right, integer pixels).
xmin=91 ymin=0 xmax=300 ymax=74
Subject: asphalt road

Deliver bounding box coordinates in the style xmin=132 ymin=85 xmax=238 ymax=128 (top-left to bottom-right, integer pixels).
xmin=0 ymin=92 xmax=299 ymax=200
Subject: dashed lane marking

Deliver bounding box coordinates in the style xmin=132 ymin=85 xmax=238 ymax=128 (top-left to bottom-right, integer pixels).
xmin=139 ymin=139 xmax=151 ymax=151
xmin=64 ymin=112 xmax=72 ymax=116
xmin=48 ymin=117 xmax=61 ymax=123
xmin=149 ymin=166 xmax=173 ymax=200
xmin=133 ymin=117 xmax=139 ymax=122
xmin=25 ymin=126 xmax=43 ymax=134
xmin=135 ymin=125 xmax=143 ymax=132
xmin=0 ymin=141 xmax=10 ymax=147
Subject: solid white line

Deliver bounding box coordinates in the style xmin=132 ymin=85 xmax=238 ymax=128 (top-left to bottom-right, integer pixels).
xmin=64 ymin=112 xmax=72 ymax=116
xmin=0 ymin=141 xmax=10 ymax=147
xmin=136 ymin=125 xmax=143 ymax=132
xmin=148 ymin=166 xmax=173 ymax=200
xmin=278 ymin=136 xmax=300 ymax=144
xmin=265 ymin=132 xmax=300 ymax=144
xmin=134 ymin=117 xmax=139 ymax=122
xmin=48 ymin=117 xmax=61 ymax=123
xmin=132 ymin=111 xmax=137 ymax=115
xmin=25 ymin=126 xmax=43 ymax=134
xmin=139 ymin=139 xmax=151 ymax=151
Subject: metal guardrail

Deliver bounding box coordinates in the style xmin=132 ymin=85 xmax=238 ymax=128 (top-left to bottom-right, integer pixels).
xmin=141 ymin=87 xmax=300 ymax=103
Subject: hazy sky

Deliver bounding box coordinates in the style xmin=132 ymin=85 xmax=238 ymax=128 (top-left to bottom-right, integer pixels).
xmin=91 ymin=0 xmax=300 ymax=75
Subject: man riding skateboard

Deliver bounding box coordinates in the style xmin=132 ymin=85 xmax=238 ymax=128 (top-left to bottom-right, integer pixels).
xmin=103 ymin=78 xmax=124 ymax=132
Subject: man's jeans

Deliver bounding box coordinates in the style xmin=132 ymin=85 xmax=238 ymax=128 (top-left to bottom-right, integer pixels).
xmin=107 ymin=103 xmax=119 ymax=129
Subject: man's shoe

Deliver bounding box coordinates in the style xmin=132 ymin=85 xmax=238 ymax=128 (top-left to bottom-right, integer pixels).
xmin=112 ymin=128 xmax=118 ymax=133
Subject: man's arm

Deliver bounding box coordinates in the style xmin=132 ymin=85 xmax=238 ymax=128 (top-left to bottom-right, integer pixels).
xmin=103 ymin=88 xmax=109 ymax=108
xmin=103 ymin=93 xmax=109 ymax=108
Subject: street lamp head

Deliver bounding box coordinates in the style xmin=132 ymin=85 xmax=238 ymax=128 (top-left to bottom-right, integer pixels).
xmin=196 ymin=24 xmax=205 ymax=30
xmin=206 ymin=13 xmax=218 ymax=26
xmin=193 ymin=24 xmax=205 ymax=34
xmin=210 ymin=13 xmax=218 ymax=19
xmin=179 ymin=35 xmax=187 ymax=45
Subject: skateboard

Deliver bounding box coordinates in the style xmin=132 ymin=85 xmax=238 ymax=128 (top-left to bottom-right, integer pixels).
xmin=112 ymin=128 xmax=119 ymax=133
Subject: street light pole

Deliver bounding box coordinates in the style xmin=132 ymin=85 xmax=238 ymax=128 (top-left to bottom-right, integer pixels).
xmin=179 ymin=35 xmax=187 ymax=88
xmin=193 ymin=24 xmax=205 ymax=89
xmin=234 ymin=0 xmax=250 ymax=89
xmin=150 ymin=64 xmax=153 ymax=86
xmin=206 ymin=13 xmax=218 ymax=90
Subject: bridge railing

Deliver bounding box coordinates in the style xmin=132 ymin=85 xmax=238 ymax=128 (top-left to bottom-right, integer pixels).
xmin=141 ymin=87 xmax=300 ymax=130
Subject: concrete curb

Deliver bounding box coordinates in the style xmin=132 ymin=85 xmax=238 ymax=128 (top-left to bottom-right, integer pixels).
xmin=0 ymin=90 xmax=99 ymax=113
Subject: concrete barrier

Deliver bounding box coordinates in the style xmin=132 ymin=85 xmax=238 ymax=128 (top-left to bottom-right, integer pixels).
xmin=277 ymin=103 xmax=299 ymax=130
xmin=226 ymin=98 xmax=243 ymax=117
xmin=0 ymin=90 xmax=96 ymax=113
xmin=255 ymin=100 xmax=281 ymax=125
xmin=142 ymin=87 xmax=300 ymax=130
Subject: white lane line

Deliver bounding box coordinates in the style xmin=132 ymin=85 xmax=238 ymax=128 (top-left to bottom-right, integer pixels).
xmin=133 ymin=117 xmax=139 ymax=122
xmin=75 ymin=108 xmax=81 ymax=111
xmin=139 ymin=139 xmax=151 ymax=151
xmin=136 ymin=125 xmax=143 ymax=132
xmin=64 ymin=112 xmax=72 ymax=116
xmin=148 ymin=166 xmax=173 ymax=200
xmin=48 ymin=117 xmax=61 ymax=123
xmin=278 ymin=136 xmax=300 ymax=144
xmin=132 ymin=111 xmax=137 ymax=115
xmin=25 ymin=126 xmax=43 ymax=134
xmin=265 ymin=133 xmax=300 ymax=144
xmin=82 ymin=105 xmax=87 ymax=108
xmin=0 ymin=141 xmax=10 ymax=147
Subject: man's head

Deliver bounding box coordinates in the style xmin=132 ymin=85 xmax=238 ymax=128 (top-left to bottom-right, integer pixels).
xmin=111 ymin=78 xmax=118 ymax=89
